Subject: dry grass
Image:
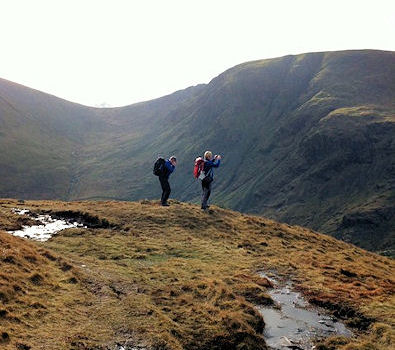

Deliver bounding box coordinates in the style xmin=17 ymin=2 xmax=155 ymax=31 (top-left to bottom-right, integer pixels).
xmin=0 ymin=198 xmax=394 ymax=349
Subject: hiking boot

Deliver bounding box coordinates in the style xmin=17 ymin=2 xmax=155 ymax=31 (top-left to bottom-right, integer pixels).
xmin=161 ymin=202 xmax=170 ymax=207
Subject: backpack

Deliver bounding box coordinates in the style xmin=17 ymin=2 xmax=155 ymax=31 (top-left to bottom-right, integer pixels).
xmin=153 ymin=157 xmax=166 ymax=176
xmin=193 ymin=157 xmax=205 ymax=179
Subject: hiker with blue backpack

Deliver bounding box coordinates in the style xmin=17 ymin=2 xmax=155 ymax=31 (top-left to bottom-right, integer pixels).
xmin=153 ymin=156 xmax=177 ymax=206
xmin=194 ymin=151 xmax=221 ymax=210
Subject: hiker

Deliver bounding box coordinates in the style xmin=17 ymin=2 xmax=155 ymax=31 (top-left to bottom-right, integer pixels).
xmin=154 ymin=156 xmax=177 ymax=206
xmin=201 ymin=151 xmax=221 ymax=210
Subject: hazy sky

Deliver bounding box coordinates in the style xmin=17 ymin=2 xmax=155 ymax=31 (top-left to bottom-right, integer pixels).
xmin=1 ymin=0 xmax=394 ymax=107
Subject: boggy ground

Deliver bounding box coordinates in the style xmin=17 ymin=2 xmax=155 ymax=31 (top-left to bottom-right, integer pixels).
xmin=0 ymin=199 xmax=394 ymax=350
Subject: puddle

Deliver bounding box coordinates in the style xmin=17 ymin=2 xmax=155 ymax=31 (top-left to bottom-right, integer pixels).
xmin=258 ymin=273 xmax=352 ymax=349
xmin=8 ymin=208 xmax=85 ymax=241
xmin=116 ymin=345 xmax=147 ymax=350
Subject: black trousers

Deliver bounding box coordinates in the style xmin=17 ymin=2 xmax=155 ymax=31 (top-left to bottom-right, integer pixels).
xmin=201 ymin=177 xmax=212 ymax=209
xmin=159 ymin=176 xmax=171 ymax=204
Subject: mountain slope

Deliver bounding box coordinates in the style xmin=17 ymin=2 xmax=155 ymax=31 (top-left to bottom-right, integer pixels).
xmin=76 ymin=50 xmax=395 ymax=255
xmin=0 ymin=199 xmax=394 ymax=349
xmin=0 ymin=77 xmax=108 ymax=199
xmin=0 ymin=50 xmax=394 ymax=255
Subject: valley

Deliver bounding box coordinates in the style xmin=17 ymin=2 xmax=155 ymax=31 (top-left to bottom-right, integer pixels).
xmin=0 ymin=49 xmax=394 ymax=255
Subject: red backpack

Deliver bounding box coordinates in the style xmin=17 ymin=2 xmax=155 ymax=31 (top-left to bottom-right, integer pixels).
xmin=193 ymin=157 xmax=205 ymax=178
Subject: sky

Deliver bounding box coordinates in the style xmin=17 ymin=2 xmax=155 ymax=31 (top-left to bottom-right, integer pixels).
xmin=1 ymin=0 xmax=394 ymax=107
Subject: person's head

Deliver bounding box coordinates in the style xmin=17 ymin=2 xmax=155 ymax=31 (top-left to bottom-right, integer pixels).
xmin=169 ymin=156 xmax=177 ymax=166
xmin=204 ymin=151 xmax=212 ymax=160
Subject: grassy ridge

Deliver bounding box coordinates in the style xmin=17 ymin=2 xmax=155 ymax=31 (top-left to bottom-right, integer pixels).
xmin=0 ymin=199 xmax=394 ymax=349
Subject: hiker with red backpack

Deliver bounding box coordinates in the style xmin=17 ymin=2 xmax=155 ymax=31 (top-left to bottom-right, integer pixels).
xmin=194 ymin=151 xmax=221 ymax=210
xmin=153 ymin=156 xmax=177 ymax=206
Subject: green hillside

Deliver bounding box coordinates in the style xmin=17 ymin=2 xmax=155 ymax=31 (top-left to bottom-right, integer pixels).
xmin=0 ymin=50 xmax=394 ymax=255
xmin=0 ymin=78 xmax=107 ymax=199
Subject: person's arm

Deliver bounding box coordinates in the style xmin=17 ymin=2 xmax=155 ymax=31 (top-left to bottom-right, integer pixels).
xmin=212 ymin=159 xmax=220 ymax=168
